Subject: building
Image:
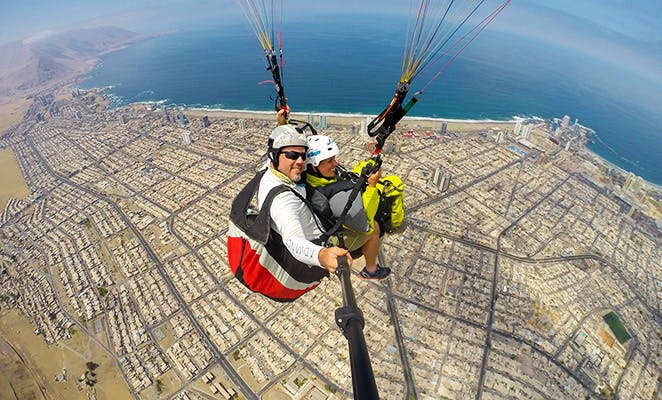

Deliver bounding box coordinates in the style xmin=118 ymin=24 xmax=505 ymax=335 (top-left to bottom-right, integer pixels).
xmin=513 ymin=120 xmax=532 ymax=139
xmin=514 ymin=120 xmax=522 ymax=136
xmin=360 ymin=118 xmax=369 ymax=136
xmin=522 ymin=124 xmax=532 ymax=139
xmin=623 ymin=173 xmax=635 ymax=191
xmin=495 ymin=131 xmax=504 ymax=144
xmin=574 ymin=122 xmax=582 ymax=136
xmin=440 ymin=122 xmax=448 ymax=135
xmin=177 ymin=112 xmax=188 ymax=126
xmin=202 ymin=115 xmax=210 ymax=127
xmin=350 ymin=122 xmax=359 ymax=135
xmin=432 ymin=167 xmax=451 ymax=191
xmin=182 ymin=132 xmax=192 ymax=145
xmin=432 ymin=168 xmax=441 ymax=187
xmin=306 ymin=114 xmax=328 ymax=129
xmin=562 ymin=115 xmax=571 ymax=127
xmin=440 ymin=174 xmax=451 ymax=192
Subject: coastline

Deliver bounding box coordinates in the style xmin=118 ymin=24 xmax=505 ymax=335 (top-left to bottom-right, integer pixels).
xmin=581 ymin=146 xmax=662 ymax=192
xmin=3 ymin=82 xmax=661 ymax=192
xmin=157 ymin=104 xmax=518 ymax=133
xmin=89 ymin=94 xmax=662 ymax=191
xmin=0 ymin=85 xmax=659 ymax=399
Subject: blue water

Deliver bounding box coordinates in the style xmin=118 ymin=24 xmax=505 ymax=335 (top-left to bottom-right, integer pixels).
xmin=80 ymin=16 xmax=662 ymax=184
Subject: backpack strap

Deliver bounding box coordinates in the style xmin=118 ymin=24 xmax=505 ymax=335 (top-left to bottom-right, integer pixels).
xmin=230 ymin=168 xmax=328 ymax=245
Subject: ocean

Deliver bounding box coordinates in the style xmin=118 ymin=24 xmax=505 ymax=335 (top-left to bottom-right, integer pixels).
xmin=80 ymin=16 xmax=662 ymax=185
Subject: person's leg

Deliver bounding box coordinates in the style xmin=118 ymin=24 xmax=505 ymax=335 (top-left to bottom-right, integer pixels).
xmin=359 ymin=223 xmax=391 ymax=280
xmin=361 ymin=223 xmax=380 ymax=273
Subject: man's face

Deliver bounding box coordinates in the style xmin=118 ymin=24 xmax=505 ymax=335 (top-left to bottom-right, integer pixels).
xmin=277 ymin=146 xmax=307 ymax=182
xmin=317 ymin=156 xmax=338 ymax=178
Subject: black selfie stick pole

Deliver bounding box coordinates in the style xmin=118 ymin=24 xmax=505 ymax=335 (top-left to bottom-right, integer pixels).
xmin=335 ymin=256 xmax=379 ymax=399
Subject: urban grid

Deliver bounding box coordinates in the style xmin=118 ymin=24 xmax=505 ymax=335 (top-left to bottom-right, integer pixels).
xmin=0 ymin=87 xmax=660 ymax=400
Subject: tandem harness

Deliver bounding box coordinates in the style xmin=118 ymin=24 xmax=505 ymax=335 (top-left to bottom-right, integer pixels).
xmin=227 ymin=165 xmax=372 ymax=302
xmin=227 ymin=169 xmax=330 ymax=302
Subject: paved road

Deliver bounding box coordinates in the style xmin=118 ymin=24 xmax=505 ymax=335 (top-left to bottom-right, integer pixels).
xmin=25 ymin=135 xmax=257 ymax=400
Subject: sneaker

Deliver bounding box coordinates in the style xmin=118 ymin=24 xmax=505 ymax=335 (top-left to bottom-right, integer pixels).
xmin=359 ymin=265 xmax=391 ymax=280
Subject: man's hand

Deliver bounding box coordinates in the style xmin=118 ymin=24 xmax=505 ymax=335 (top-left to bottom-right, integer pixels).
xmin=277 ymin=106 xmax=290 ymax=126
xmin=367 ymin=168 xmax=382 ymax=187
xmin=318 ymin=246 xmax=352 ymax=274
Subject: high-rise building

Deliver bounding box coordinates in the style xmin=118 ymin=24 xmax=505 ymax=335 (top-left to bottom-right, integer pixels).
xmin=495 ymin=131 xmax=504 ymax=144
xmin=177 ymin=112 xmax=188 ymax=126
xmin=307 ymin=114 xmax=328 ymax=129
xmin=561 ymin=115 xmax=571 ymax=127
xmin=514 ymin=121 xmax=532 ymax=139
xmin=182 ymin=131 xmax=192 ymax=145
xmin=440 ymin=174 xmax=451 ymax=192
xmin=623 ymin=173 xmax=635 ymax=191
xmin=360 ymin=118 xmax=368 ymax=136
xmin=440 ymin=122 xmax=448 ymax=135
xmin=574 ymin=123 xmax=581 ymax=135
xmin=202 ymin=115 xmax=210 ymax=128
xmin=522 ymin=124 xmax=532 ymax=139
xmin=432 ymin=168 xmax=441 ymax=187
xmin=432 ymin=167 xmax=451 ymax=191
xmin=514 ymin=120 xmax=522 ymax=136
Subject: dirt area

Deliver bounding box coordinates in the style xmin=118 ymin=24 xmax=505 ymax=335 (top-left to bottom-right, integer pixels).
xmin=0 ymin=310 xmax=132 ymax=400
xmin=0 ymin=148 xmax=30 ymax=210
xmin=0 ymin=97 xmax=31 ymax=134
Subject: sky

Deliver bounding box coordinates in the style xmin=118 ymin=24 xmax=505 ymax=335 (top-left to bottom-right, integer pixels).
xmin=1 ymin=0 xmax=660 ymax=110
xmin=2 ymin=1 xmax=660 ymax=76
xmin=2 ymin=0 xmax=660 ymax=43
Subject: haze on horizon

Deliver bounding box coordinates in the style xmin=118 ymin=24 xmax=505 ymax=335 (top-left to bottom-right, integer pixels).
xmin=2 ymin=0 xmax=661 ymax=118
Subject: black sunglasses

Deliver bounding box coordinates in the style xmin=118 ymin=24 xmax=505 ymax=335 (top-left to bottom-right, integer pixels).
xmin=280 ymin=150 xmax=307 ymax=161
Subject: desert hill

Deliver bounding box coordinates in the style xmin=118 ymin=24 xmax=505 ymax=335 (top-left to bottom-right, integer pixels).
xmin=0 ymin=27 xmax=140 ymax=102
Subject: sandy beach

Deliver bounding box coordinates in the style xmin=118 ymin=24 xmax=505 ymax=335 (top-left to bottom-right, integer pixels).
xmin=183 ymin=107 xmax=515 ymax=133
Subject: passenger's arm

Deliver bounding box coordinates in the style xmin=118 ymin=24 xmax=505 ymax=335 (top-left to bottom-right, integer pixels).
xmin=269 ymin=192 xmax=324 ymax=267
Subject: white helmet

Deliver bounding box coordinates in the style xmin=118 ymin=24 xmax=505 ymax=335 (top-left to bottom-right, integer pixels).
xmin=306 ymin=135 xmax=339 ymax=167
xmin=268 ymin=124 xmax=307 ymax=168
